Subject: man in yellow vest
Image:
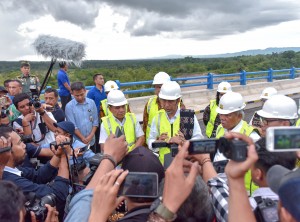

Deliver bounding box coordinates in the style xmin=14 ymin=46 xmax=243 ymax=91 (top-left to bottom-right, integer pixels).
xmin=148 ymin=81 xmax=203 ymax=165
xmin=203 ymin=81 xmax=232 ymax=138
xmin=99 ymin=89 xmax=144 ymax=152
xmin=143 ymin=72 xmax=171 ymax=143
xmin=100 ymin=80 xmax=131 ymax=119
xmin=214 ymin=91 xmax=260 ymax=194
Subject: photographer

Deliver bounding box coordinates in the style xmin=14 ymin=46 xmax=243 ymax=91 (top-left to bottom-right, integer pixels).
xmin=65 ymin=134 xmax=128 ymax=222
xmin=12 ymin=93 xmax=57 ymax=146
xmin=191 ymin=136 xmax=297 ymax=222
xmin=1 ymin=126 xmax=70 ymax=220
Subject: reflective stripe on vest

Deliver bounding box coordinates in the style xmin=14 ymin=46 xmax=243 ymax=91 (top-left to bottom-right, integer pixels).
xmin=146 ymin=96 xmax=159 ymax=141
xmin=206 ymin=100 xmax=218 ymax=138
xmin=102 ymin=113 xmax=137 ymax=152
xmin=215 ymin=120 xmax=259 ymax=193
xmin=155 ymin=110 xmax=180 ymax=164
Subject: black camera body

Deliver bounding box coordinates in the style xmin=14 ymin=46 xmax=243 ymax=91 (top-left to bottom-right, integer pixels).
xmin=30 ymin=95 xmax=42 ymax=109
xmin=50 ymin=141 xmax=71 ymax=150
xmin=83 ymin=153 xmax=103 ymax=185
xmin=254 ymin=197 xmax=279 ymax=222
xmin=152 ymin=137 xmax=248 ymax=162
xmin=20 ymin=134 xmax=34 ymax=143
xmin=25 ymin=193 xmax=56 ymax=222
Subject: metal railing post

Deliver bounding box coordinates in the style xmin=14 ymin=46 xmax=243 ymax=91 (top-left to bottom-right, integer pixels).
xmin=207 ymin=73 xmax=213 ymax=89
xmin=115 ymin=80 xmax=121 ymax=88
xmin=290 ymin=67 xmax=295 ymax=79
xmin=267 ymin=68 xmax=273 ymax=82
xmin=240 ymin=70 xmax=247 ymax=85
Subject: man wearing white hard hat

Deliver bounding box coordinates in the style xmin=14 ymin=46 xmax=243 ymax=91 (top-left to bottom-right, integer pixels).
xmin=249 ymin=87 xmax=277 ymax=129
xmin=257 ymin=94 xmax=298 ymax=136
xmin=99 ymin=89 xmax=144 ymax=152
xmin=203 ymin=81 xmax=232 ymax=138
xmin=143 ymin=72 xmax=185 ymax=144
xmin=214 ymin=91 xmax=260 ymax=161
xmin=100 ymin=80 xmax=131 ymax=118
xmin=214 ymin=91 xmax=260 ymax=194
xmin=148 ymin=81 xmax=203 ymax=165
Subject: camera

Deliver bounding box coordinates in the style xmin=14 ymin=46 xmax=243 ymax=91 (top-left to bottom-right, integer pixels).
xmin=83 ymin=153 xmax=103 ymax=185
xmin=20 ymin=134 xmax=34 ymax=143
xmin=0 ymin=96 xmax=6 ymax=107
xmin=25 ymin=193 xmax=56 ymax=222
xmin=50 ymin=141 xmax=71 ymax=150
xmin=254 ymin=197 xmax=279 ymax=222
xmin=30 ymin=95 xmax=42 ymax=109
xmin=152 ymin=137 xmax=248 ymax=162
xmin=0 ymin=108 xmax=9 ymax=118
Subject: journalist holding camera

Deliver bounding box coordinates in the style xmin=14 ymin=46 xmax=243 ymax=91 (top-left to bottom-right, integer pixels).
xmin=12 ymin=93 xmax=57 ymax=146
xmin=0 ymin=126 xmax=71 ymax=221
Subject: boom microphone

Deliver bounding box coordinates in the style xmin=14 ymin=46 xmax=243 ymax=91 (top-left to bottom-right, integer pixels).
xmin=32 ymin=35 xmax=86 ymax=67
xmin=32 ymin=35 xmax=86 ymax=96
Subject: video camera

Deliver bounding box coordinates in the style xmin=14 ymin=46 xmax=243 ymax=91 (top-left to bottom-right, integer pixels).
xmin=152 ymin=137 xmax=248 ymax=162
xmin=24 ymin=193 xmax=56 ymax=222
xmin=83 ymin=153 xmax=103 ymax=185
xmin=50 ymin=141 xmax=72 ymax=150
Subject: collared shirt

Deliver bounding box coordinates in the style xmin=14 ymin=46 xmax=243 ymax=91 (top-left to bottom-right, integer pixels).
xmin=87 ymin=85 xmax=106 ymax=115
xmin=99 ymin=115 xmax=144 ymax=144
xmin=4 ymin=166 xmax=22 ymax=176
xmin=214 ymin=119 xmax=260 ymax=162
xmin=18 ymin=74 xmax=40 ymax=97
xmin=65 ymin=98 xmax=99 ymax=146
xmin=57 ymin=69 xmax=71 ymax=96
xmin=13 ymin=111 xmax=56 ymax=146
xmin=207 ymin=176 xmax=279 ymax=222
xmin=51 ymin=103 xmax=65 ymax=123
xmin=148 ymin=108 xmax=203 ymax=149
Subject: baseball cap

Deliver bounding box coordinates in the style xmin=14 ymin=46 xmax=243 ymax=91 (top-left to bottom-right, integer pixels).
xmin=121 ymin=146 xmax=165 ymax=183
xmin=0 ymin=86 xmax=8 ymax=93
xmin=53 ymin=121 xmax=75 ymax=135
xmin=267 ymin=165 xmax=300 ymax=221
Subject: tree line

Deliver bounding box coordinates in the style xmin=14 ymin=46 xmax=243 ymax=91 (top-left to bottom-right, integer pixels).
xmin=1 ymin=50 xmax=299 ymax=97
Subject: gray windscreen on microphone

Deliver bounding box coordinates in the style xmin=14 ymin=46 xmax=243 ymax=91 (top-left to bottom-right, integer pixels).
xmin=32 ymin=35 xmax=86 ymax=67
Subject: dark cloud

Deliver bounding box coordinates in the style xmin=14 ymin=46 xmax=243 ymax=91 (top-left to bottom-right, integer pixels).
xmin=101 ymin=0 xmax=300 ymax=40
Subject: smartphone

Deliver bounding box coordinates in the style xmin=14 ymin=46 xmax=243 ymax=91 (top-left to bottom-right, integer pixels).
xmin=266 ymin=126 xmax=300 ymax=152
xmin=118 ymin=172 xmax=158 ymax=198
xmin=115 ymin=127 xmax=123 ymax=138
xmin=188 ymin=139 xmax=218 ymax=154
xmin=77 ymin=144 xmax=90 ymax=154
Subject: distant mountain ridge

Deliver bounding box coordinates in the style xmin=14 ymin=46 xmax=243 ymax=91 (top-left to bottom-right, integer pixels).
xmin=151 ymin=47 xmax=300 ymax=59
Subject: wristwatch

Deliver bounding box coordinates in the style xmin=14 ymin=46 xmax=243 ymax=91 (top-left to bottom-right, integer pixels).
xmin=151 ymin=197 xmax=177 ymax=221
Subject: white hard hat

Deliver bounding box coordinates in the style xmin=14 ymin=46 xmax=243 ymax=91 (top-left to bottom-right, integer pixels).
xmin=152 ymin=72 xmax=171 ymax=85
xmin=260 ymin=87 xmax=277 ymax=100
xmin=216 ymin=92 xmax=246 ymax=114
xmin=257 ymin=95 xmax=298 ymax=120
xmin=159 ymin=81 xmax=181 ymax=100
xmin=217 ymin=81 xmax=232 ymax=93
xmin=107 ymin=90 xmax=127 ymax=106
xmin=104 ymin=80 xmax=119 ymax=92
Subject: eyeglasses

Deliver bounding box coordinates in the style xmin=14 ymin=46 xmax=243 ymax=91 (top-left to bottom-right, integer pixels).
xmin=259 ymin=117 xmax=281 ymax=125
xmin=0 ymin=146 xmax=12 ymax=154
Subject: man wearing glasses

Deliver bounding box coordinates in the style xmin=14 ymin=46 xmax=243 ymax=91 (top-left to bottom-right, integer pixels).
xmin=257 ymin=94 xmax=298 ymax=136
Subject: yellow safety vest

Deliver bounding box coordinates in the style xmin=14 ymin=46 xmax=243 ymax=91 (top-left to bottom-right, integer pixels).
xmin=296 ymin=118 xmax=300 ymax=126
xmin=215 ymin=120 xmax=259 ymax=194
xmin=102 ymin=113 xmax=137 ymax=152
xmin=100 ymin=99 xmax=112 ymax=117
xmin=206 ymin=100 xmax=218 ymax=138
xmin=154 ymin=110 xmax=180 ymax=164
xmin=145 ymin=96 xmax=160 ymax=141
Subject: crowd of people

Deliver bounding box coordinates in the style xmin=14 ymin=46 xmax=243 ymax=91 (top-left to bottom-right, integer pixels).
xmin=0 ymin=60 xmax=299 ymax=222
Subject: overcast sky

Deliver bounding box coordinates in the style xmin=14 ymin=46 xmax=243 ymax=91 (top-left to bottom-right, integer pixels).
xmin=1 ymin=0 xmax=300 ymax=61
